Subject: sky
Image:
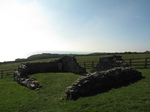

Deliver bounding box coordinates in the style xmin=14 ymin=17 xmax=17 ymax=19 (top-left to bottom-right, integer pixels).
xmin=0 ymin=0 xmax=150 ymax=62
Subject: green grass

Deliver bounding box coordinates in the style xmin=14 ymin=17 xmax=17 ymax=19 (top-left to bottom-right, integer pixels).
xmin=0 ymin=53 xmax=150 ymax=112
xmin=0 ymin=69 xmax=150 ymax=112
xmin=76 ymin=53 xmax=150 ymax=63
xmin=0 ymin=58 xmax=59 ymax=71
xmin=75 ymin=54 xmax=150 ymax=69
xmin=1 ymin=53 xmax=150 ymax=71
xmin=0 ymin=73 xmax=80 ymax=112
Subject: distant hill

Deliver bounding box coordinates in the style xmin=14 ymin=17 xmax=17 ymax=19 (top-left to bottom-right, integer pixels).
xmin=0 ymin=53 xmax=65 ymax=64
xmin=87 ymin=51 xmax=149 ymax=56
xmin=0 ymin=51 xmax=149 ymax=64
xmin=27 ymin=53 xmax=65 ymax=60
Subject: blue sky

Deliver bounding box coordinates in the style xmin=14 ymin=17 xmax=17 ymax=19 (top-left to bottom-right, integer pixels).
xmin=0 ymin=0 xmax=150 ymax=61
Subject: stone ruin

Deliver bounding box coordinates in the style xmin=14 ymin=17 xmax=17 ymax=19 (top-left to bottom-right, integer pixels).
xmin=65 ymin=55 xmax=143 ymax=100
xmin=14 ymin=56 xmax=86 ymax=89
xmin=18 ymin=56 xmax=86 ymax=76
xmin=91 ymin=55 xmax=129 ymax=72
xmin=13 ymin=55 xmax=143 ymax=98
xmin=14 ymin=71 xmax=42 ymax=90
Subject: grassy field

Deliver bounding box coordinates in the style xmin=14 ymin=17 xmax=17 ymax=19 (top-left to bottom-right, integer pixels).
xmin=1 ymin=53 xmax=150 ymax=71
xmin=76 ymin=53 xmax=150 ymax=62
xmin=76 ymin=54 xmax=150 ymax=69
xmin=0 ymin=53 xmax=150 ymax=112
xmin=0 ymin=69 xmax=150 ymax=112
xmin=0 ymin=58 xmax=58 ymax=71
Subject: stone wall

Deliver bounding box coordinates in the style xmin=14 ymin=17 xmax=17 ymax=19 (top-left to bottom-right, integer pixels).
xmin=65 ymin=67 xmax=142 ymax=100
xmin=18 ymin=56 xmax=86 ymax=77
xmin=65 ymin=55 xmax=143 ymax=100
xmin=14 ymin=71 xmax=42 ymax=90
xmin=14 ymin=56 xmax=86 ymax=89
xmin=91 ymin=55 xmax=129 ymax=72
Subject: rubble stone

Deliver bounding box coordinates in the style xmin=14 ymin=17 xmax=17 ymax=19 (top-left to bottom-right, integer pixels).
xmin=14 ymin=71 xmax=42 ymax=90
xmin=91 ymin=55 xmax=129 ymax=72
xmin=14 ymin=56 xmax=86 ymax=90
xmin=65 ymin=55 xmax=143 ymax=100
xmin=18 ymin=56 xmax=86 ymax=76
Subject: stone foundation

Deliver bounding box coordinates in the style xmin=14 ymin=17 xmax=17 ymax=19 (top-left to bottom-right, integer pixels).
xmin=14 ymin=56 xmax=86 ymax=89
xmin=14 ymin=71 xmax=42 ymax=90
xmin=65 ymin=67 xmax=142 ymax=100
xmin=18 ymin=56 xmax=86 ymax=77
xmin=65 ymin=55 xmax=143 ymax=100
xmin=91 ymin=55 xmax=129 ymax=72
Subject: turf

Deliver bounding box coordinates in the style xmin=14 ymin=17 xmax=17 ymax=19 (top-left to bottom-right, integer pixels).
xmin=0 ymin=54 xmax=150 ymax=112
xmin=0 ymin=69 xmax=150 ymax=112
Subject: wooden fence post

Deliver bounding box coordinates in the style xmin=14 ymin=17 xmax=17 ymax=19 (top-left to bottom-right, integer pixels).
xmin=145 ymin=57 xmax=147 ymax=69
xmin=129 ymin=59 xmax=132 ymax=66
xmin=92 ymin=62 xmax=94 ymax=67
xmin=84 ymin=62 xmax=86 ymax=68
xmin=1 ymin=71 xmax=3 ymax=79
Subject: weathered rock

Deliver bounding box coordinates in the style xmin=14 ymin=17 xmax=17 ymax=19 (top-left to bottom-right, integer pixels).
xmin=65 ymin=67 xmax=142 ymax=100
xmin=65 ymin=55 xmax=143 ymax=100
xmin=14 ymin=71 xmax=42 ymax=90
xmin=14 ymin=56 xmax=86 ymax=90
xmin=91 ymin=55 xmax=129 ymax=72
xmin=18 ymin=56 xmax=86 ymax=76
